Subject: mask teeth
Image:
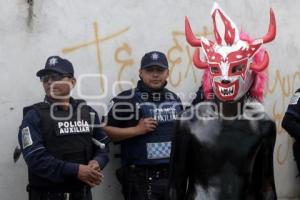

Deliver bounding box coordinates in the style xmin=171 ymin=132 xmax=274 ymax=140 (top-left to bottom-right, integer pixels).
xmin=219 ymin=85 xmax=235 ymax=96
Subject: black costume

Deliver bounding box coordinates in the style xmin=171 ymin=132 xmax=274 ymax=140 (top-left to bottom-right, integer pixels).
xmin=168 ymin=103 xmax=276 ymax=200
xmin=172 ymin=2 xmax=278 ymax=199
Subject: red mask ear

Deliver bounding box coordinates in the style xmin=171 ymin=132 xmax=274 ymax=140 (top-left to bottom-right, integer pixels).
xmin=249 ymin=9 xmax=276 ymax=72
xmin=250 ymin=51 xmax=269 ymax=72
xmin=193 ymin=48 xmax=209 ymax=69
xmin=185 ymin=17 xmax=210 ymax=69
xmin=261 ymin=8 xmax=276 ymax=44
xmin=185 ymin=16 xmax=202 ymax=47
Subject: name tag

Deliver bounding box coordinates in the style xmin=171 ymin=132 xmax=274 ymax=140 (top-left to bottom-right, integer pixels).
xmin=151 ymin=108 xmax=178 ymax=123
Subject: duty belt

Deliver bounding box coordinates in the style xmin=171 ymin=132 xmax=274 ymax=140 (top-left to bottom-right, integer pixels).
xmin=28 ymin=186 xmax=89 ymax=200
xmin=128 ymin=164 xmax=169 ymax=179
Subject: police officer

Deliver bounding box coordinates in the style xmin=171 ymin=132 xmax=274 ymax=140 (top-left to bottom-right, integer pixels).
xmin=18 ymin=56 xmax=110 ymax=200
xmin=103 ymin=51 xmax=183 ymax=200
xmin=282 ymin=88 xmax=300 ymax=175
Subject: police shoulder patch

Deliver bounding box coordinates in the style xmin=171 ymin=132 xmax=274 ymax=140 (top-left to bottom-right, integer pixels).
xmin=290 ymin=92 xmax=300 ymax=105
xmin=22 ymin=126 xmax=33 ymax=149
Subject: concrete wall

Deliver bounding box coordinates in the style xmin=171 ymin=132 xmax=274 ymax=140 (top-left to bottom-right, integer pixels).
xmin=0 ymin=0 xmax=299 ymax=199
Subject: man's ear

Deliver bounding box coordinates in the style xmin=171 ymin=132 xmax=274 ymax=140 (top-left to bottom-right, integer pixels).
xmin=71 ymin=78 xmax=76 ymax=88
xmin=166 ymin=69 xmax=170 ymax=77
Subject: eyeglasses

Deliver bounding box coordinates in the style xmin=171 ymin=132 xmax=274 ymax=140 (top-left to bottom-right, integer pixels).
xmin=40 ymin=73 xmax=72 ymax=82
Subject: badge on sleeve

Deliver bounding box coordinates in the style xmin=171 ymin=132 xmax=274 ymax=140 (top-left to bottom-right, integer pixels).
xmin=22 ymin=126 xmax=33 ymax=149
xmin=289 ymin=92 xmax=300 ymax=105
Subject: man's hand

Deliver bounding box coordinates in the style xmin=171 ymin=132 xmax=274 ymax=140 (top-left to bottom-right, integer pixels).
xmin=135 ymin=118 xmax=158 ymax=135
xmin=77 ymin=164 xmax=103 ymax=187
xmin=88 ymin=160 xmax=101 ymax=172
xmin=88 ymin=160 xmax=104 ymax=185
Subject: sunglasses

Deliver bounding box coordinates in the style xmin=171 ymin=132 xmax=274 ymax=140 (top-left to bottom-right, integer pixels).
xmin=40 ymin=73 xmax=73 ymax=82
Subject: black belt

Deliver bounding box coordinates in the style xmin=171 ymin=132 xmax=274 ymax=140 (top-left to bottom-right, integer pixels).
xmin=128 ymin=164 xmax=169 ymax=179
xmin=28 ymin=186 xmax=89 ymax=200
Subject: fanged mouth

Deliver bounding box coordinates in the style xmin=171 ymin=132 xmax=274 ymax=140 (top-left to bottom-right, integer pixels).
xmin=219 ymin=85 xmax=235 ymax=96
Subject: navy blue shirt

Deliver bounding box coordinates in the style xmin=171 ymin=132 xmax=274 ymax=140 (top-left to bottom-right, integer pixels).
xmin=18 ymin=97 xmax=109 ymax=183
xmin=105 ymin=80 xmax=183 ymax=129
xmin=104 ymin=81 xmax=183 ymax=166
xmin=282 ymin=88 xmax=300 ymax=141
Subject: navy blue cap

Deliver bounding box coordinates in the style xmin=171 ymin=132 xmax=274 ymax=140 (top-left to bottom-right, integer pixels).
xmin=140 ymin=51 xmax=168 ymax=69
xmin=36 ymin=56 xmax=74 ymax=77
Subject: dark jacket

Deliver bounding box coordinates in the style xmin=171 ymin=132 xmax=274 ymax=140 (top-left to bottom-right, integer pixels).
xmin=18 ymin=96 xmax=109 ymax=191
xmin=168 ymin=103 xmax=277 ymax=200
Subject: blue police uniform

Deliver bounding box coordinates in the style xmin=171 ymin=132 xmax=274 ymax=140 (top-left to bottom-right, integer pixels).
xmin=282 ymin=88 xmax=300 ymax=173
xmin=18 ymin=96 xmax=109 ymax=200
xmin=106 ymin=80 xmax=183 ymax=200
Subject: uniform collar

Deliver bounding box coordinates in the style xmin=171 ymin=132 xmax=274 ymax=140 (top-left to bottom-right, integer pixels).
xmin=137 ymin=80 xmax=167 ymax=93
xmin=43 ymin=96 xmax=77 ymax=110
xmin=136 ymin=80 xmax=176 ymax=102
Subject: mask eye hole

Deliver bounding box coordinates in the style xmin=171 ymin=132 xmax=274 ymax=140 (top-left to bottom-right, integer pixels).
xmin=210 ymin=66 xmax=220 ymax=75
xmin=231 ymin=64 xmax=244 ymax=74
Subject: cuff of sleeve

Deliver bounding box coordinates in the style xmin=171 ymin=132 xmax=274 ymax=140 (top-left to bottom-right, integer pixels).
xmin=62 ymin=162 xmax=79 ymax=177
xmin=93 ymin=156 xmax=109 ymax=169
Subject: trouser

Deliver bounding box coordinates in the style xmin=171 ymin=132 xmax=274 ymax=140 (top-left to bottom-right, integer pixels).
xmin=116 ymin=165 xmax=169 ymax=200
xmin=27 ymin=185 xmax=92 ymax=200
xmin=293 ymin=141 xmax=300 ymax=175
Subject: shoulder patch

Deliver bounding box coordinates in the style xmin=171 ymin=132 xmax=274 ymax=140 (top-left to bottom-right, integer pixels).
xmin=22 ymin=126 xmax=33 ymax=149
xmin=289 ymin=92 xmax=300 ymax=105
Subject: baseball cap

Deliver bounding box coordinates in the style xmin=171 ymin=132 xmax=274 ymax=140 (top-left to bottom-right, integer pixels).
xmin=36 ymin=56 xmax=74 ymax=77
xmin=140 ymin=51 xmax=168 ymax=69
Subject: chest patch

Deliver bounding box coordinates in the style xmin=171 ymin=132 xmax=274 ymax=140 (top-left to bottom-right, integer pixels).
xmin=55 ymin=120 xmax=90 ymax=136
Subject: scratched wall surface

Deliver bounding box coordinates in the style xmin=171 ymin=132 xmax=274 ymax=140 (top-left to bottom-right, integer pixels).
xmin=0 ymin=0 xmax=299 ymax=199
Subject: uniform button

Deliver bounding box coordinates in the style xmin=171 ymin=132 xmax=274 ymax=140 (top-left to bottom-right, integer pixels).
xmin=156 ymin=171 xmax=160 ymax=178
